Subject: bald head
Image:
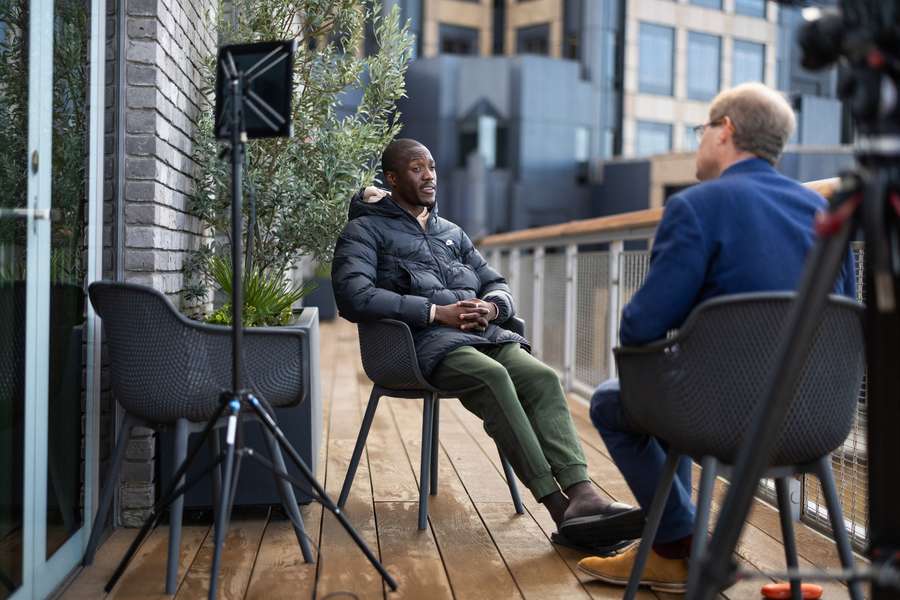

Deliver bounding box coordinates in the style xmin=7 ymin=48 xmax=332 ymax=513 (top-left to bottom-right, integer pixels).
xmin=382 ymin=138 xmax=427 ymax=178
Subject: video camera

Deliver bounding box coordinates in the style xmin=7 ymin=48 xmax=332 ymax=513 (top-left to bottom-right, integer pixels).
xmin=798 ymin=0 xmax=900 ymax=137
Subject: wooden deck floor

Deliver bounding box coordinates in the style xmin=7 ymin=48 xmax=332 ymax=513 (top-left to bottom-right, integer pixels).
xmin=61 ymin=319 xmax=863 ymax=599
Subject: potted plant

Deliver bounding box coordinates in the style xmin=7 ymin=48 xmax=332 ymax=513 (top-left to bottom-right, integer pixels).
xmin=183 ymin=1 xmax=413 ymax=313
xmin=170 ymin=1 xmax=413 ymax=506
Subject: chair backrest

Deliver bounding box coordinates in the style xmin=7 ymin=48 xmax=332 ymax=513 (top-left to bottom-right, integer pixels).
xmin=616 ymin=293 xmax=865 ymax=466
xmin=357 ymin=319 xmax=428 ymax=391
xmin=89 ymin=281 xmax=307 ymax=423
xmin=357 ymin=316 xmax=528 ymax=392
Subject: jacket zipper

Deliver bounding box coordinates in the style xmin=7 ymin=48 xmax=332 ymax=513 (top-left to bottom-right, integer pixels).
xmin=394 ymin=202 xmax=447 ymax=285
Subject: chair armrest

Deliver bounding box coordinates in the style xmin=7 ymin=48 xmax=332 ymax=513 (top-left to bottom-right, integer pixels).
xmin=501 ymin=316 xmax=526 ymax=337
xmin=357 ymin=319 xmax=429 ymax=390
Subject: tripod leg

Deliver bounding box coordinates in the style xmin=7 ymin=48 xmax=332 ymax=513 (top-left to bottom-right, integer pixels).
xmin=165 ymin=418 xmax=189 ymax=594
xmin=246 ymin=395 xmax=398 ymax=591
xmin=208 ymin=399 xmax=240 ymax=600
xmin=261 ymin=422 xmax=315 ymax=563
xmin=775 ymin=477 xmax=802 ymax=600
xmin=84 ymin=413 xmax=135 ymax=565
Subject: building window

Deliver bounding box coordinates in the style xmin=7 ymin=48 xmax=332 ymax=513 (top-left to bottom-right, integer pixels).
xmin=735 ymin=0 xmax=766 ymax=18
xmin=636 ymin=121 xmax=672 ymax=156
xmin=683 ymin=125 xmax=700 ymax=151
xmin=562 ymin=0 xmax=581 ymax=60
xmin=439 ymin=24 xmax=479 ymax=55
xmin=687 ymin=32 xmax=721 ymax=101
xmin=733 ymin=40 xmax=765 ymax=85
xmin=639 ymin=23 xmax=674 ymax=96
xmin=516 ymin=23 xmax=550 ymax=55
xmin=492 ymin=0 xmax=505 ymax=55
xmin=690 ymin=0 xmax=722 ymax=9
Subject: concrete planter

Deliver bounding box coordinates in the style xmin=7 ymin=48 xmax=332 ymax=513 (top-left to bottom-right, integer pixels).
xmin=159 ymin=307 xmax=323 ymax=506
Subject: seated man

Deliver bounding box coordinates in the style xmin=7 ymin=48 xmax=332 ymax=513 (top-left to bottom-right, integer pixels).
xmin=332 ymin=138 xmax=644 ymax=545
xmin=578 ymin=83 xmax=856 ymax=592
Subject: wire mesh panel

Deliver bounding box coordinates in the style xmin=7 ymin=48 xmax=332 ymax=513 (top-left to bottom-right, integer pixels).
xmin=497 ymin=250 xmax=511 ymax=285
xmin=617 ymin=251 xmax=652 ymax=340
xmin=619 ymin=251 xmax=652 ymax=305
xmin=800 ymin=241 xmax=869 ymax=548
xmin=542 ymin=251 xmax=567 ymax=372
xmin=518 ymin=252 xmax=535 ymax=337
xmin=575 ymin=251 xmax=611 ymax=387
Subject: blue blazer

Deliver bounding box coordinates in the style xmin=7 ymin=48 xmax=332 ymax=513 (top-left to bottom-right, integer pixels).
xmin=620 ymin=157 xmax=856 ymax=346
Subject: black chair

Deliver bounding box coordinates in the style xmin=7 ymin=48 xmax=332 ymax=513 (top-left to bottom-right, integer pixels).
xmin=83 ymin=281 xmax=314 ymax=594
xmin=614 ymin=292 xmax=865 ymax=600
xmin=338 ymin=317 xmax=527 ymax=530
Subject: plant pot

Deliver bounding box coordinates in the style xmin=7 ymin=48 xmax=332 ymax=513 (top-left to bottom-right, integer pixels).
xmin=158 ymin=307 xmax=323 ymax=507
xmin=304 ymin=276 xmax=336 ymax=321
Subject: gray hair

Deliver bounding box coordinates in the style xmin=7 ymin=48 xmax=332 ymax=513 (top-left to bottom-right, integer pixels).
xmin=709 ymin=83 xmax=796 ymax=164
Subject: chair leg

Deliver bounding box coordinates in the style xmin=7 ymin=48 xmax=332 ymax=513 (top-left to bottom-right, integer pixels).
xmin=687 ymin=456 xmax=717 ymax=597
xmin=83 ymin=414 xmax=135 ymax=565
xmin=165 ymin=418 xmax=189 ymax=595
xmin=338 ymin=389 xmax=380 ymax=508
xmin=775 ymin=477 xmax=802 ymax=600
xmin=430 ymin=397 xmax=440 ymax=496
xmin=261 ymin=423 xmax=315 ymax=564
xmin=498 ymin=447 xmax=525 ymax=515
xmin=624 ymin=452 xmax=681 ymax=600
xmin=419 ymin=393 xmax=436 ymax=530
xmin=207 ymin=428 xmax=222 ymax=525
xmin=815 ymin=456 xmax=864 ymax=600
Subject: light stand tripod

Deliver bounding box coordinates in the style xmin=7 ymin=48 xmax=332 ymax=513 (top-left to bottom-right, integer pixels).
xmin=103 ymin=41 xmax=397 ymax=598
xmin=694 ymin=2 xmax=900 ymax=597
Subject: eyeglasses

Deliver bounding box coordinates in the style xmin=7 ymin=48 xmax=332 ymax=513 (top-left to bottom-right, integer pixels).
xmin=693 ymin=118 xmax=727 ymax=141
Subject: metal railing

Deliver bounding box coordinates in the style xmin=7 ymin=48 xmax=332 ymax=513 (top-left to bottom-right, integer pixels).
xmin=478 ymin=180 xmax=869 ymax=549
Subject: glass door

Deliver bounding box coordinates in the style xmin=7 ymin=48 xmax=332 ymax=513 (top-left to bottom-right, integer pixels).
xmin=0 ymin=0 xmax=102 ymax=596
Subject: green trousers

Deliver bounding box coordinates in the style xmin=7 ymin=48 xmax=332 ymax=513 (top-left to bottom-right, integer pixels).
xmin=429 ymin=342 xmax=590 ymax=501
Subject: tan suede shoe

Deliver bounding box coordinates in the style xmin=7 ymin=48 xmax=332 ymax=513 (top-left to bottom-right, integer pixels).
xmin=577 ymin=543 xmax=689 ymax=594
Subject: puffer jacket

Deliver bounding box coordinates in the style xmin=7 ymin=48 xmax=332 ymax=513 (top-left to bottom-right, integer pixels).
xmin=332 ymin=190 xmax=530 ymax=377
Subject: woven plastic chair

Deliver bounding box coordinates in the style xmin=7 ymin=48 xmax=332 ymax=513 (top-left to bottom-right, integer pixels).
xmin=82 ymin=281 xmax=315 ymax=594
xmin=338 ymin=317 xmax=527 ymax=530
xmin=614 ymin=292 xmax=865 ymax=600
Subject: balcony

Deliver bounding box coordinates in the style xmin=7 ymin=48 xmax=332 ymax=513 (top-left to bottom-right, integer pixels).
xmin=63 ymin=179 xmax=867 ymax=599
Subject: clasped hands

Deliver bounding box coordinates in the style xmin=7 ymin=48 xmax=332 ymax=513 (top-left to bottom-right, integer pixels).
xmin=434 ymin=299 xmax=498 ymax=332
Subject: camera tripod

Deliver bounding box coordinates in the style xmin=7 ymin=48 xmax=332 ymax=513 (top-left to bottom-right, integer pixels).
xmin=103 ymin=42 xmax=397 ymax=599
xmin=692 ymin=161 xmax=900 ymax=600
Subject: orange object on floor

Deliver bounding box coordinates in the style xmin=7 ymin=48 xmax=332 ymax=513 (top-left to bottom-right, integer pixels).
xmin=761 ymin=582 xmax=824 ymax=599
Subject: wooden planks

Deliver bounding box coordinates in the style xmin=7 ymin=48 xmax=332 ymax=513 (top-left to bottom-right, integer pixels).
xmin=59 ymin=528 xmax=139 ymax=599
xmin=389 ymin=398 xmax=523 ymax=600
xmin=65 ymin=318 xmax=864 ymax=600
xmin=110 ymin=525 xmax=208 ymax=599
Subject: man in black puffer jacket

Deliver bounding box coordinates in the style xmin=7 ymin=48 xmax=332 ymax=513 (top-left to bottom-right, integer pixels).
xmin=332 ymin=139 xmax=642 ymax=546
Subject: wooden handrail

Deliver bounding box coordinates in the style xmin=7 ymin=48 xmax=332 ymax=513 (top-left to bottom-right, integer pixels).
xmin=478 ymin=176 xmax=842 ymax=248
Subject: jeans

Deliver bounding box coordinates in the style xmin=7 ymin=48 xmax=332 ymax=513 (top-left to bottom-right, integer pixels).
xmin=590 ymin=378 xmax=695 ymax=543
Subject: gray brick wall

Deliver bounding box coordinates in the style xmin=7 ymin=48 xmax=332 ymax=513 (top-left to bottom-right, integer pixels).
xmin=116 ymin=0 xmax=216 ymax=526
